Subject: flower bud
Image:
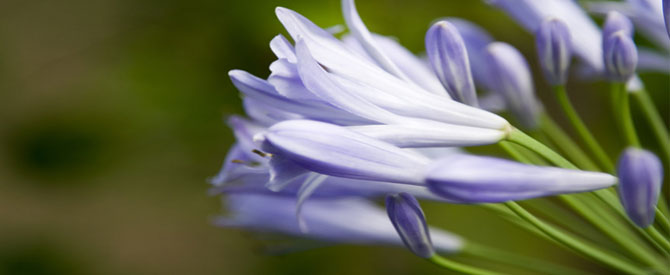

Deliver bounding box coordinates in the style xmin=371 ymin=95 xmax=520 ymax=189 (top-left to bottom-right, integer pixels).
xmin=484 ymin=42 xmax=540 ymax=129
xmin=665 ymin=0 xmax=670 ymax=40
xmin=602 ymin=11 xmax=634 ymax=42
xmin=535 ymin=18 xmax=572 ymax=86
xmin=386 ymin=193 xmax=434 ymax=258
xmin=603 ymin=31 xmax=638 ymax=82
xmin=617 ymin=148 xmax=664 ymax=228
xmin=425 ymin=21 xmax=478 ymax=107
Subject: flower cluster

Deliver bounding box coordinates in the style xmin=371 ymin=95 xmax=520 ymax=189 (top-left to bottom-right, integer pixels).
xmin=212 ymin=0 xmax=669 ymax=273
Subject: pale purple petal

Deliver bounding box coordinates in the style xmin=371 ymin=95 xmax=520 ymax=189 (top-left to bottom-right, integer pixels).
xmin=216 ymin=193 xmax=463 ymax=252
xmin=425 ymin=21 xmax=478 ymax=106
xmin=348 ymin=122 xmax=505 ymax=148
xmin=263 ymin=120 xmax=430 ymax=184
xmin=426 ymin=154 xmax=617 ymax=203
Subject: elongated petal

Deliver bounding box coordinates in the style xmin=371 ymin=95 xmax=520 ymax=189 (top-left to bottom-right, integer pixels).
xmin=425 ymin=154 xmax=617 ymax=203
xmin=341 ymin=0 xmax=409 ymax=79
xmin=217 ymin=193 xmax=463 ymax=252
xmin=263 ymin=120 xmax=430 ymax=184
xmin=535 ymin=18 xmax=572 ymax=86
xmin=425 ymin=21 xmax=478 ymax=106
xmin=294 ymin=39 xmax=404 ymax=124
xmin=485 ymin=42 xmax=541 ymax=129
xmin=342 ymin=34 xmax=447 ymax=95
xmin=348 ymin=122 xmax=505 ymax=148
xmin=229 ymin=70 xmax=368 ymax=124
xmin=444 ymin=18 xmax=494 ymax=91
xmin=665 ymin=0 xmax=670 ymax=39
xmin=242 ymin=97 xmax=302 ymax=126
xmin=617 ymin=148 xmax=664 ymax=227
xmin=386 ymin=193 xmax=434 ymax=258
xmin=268 ymin=58 xmax=323 ymax=102
xmin=270 ymin=34 xmax=297 ymax=62
xmin=604 ymin=31 xmax=638 ymax=82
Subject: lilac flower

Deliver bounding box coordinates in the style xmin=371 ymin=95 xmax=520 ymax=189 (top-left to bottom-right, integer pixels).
xmin=425 ymin=21 xmax=479 ymax=106
xmin=425 ymin=154 xmax=617 ymax=203
xmin=604 ymin=32 xmax=639 ymax=82
xmin=617 ymin=148 xmax=664 ymax=228
xmin=535 ymin=18 xmax=572 ymax=86
xmin=386 ymin=193 xmax=434 ymax=258
xmin=216 ymin=193 xmax=463 ymax=252
xmin=485 ymin=42 xmax=541 ymax=129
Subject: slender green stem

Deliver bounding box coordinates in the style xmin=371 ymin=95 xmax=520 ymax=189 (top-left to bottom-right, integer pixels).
xmin=428 ymin=254 xmax=501 ymax=275
xmin=554 ymin=85 xmax=615 ymax=172
xmin=645 ymin=227 xmax=670 ymax=253
xmin=632 ymin=89 xmax=670 ymax=161
xmin=656 ymin=208 xmax=670 ymax=233
xmin=506 ymin=128 xmax=577 ymax=169
xmin=540 ymin=115 xmax=600 ymax=171
xmin=464 ymin=243 xmax=594 ymax=275
xmin=499 ymin=141 xmax=531 ymax=164
xmin=612 ymin=83 xmax=641 ymax=147
xmin=504 ymin=201 xmax=644 ymax=274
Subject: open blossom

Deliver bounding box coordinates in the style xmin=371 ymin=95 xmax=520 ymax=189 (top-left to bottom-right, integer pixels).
xmin=211 ymin=1 xmax=667 ymax=269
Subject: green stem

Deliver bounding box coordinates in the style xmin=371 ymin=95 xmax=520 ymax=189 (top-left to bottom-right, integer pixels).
xmin=612 ymin=83 xmax=641 ymax=147
xmin=540 ymin=115 xmax=600 ymax=171
xmin=499 ymin=141 xmax=531 ymax=164
xmin=506 ymin=128 xmax=577 ymax=169
xmin=504 ymin=201 xmax=644 ymax=274
xmin=632 ymin=89 xmax=670 ymax=161
xmin=645 ymin=226 xmax=670 ymax=253
xmin=554 ymin=85 xmax=615 ymax=172
xmin=428 ymin=254 xmax=501 ymax=275
xmin=464 ymin=243 xmax=594 ymax=275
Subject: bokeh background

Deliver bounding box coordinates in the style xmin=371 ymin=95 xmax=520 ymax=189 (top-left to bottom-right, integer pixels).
xmin=0 ymin=0 xmax=667 ymax=274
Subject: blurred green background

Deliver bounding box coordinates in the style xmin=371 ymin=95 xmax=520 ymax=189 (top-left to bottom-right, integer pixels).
xmin=0 ymin=0 xmax=667 ymax=274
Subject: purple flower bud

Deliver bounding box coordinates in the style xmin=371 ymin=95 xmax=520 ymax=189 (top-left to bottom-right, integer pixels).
xmin=386 ymin=193 xmax=434 ymax=258
xmin=425 ymin=21 xmax=478 ymax=107
xmin=535 ymin=18 xmax=572 ymax=86
xmin=665 ymin=0 xmax=670 ymax=40
xmin=426 ymin=154 xmax=617 ymax=203
xmin=603 ymin=31 xmax=638 ymax=82
xmin=617 ymin=148 xmax=664 ymax=228
xmin=484 ymin=42 xmax=540 ymax=129
xmin=603 ymin=11 xmax=634 ymax=41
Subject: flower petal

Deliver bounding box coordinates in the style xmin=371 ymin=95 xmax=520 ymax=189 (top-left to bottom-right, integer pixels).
xmin=426 ymin=154 xmax=617 ymax=203
xmin=263 ymin=120 xmax=430 ymax=184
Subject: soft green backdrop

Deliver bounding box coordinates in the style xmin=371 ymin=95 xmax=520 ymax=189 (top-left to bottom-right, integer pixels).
xmin=0 ymin=0 xmax=667 ymax=274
